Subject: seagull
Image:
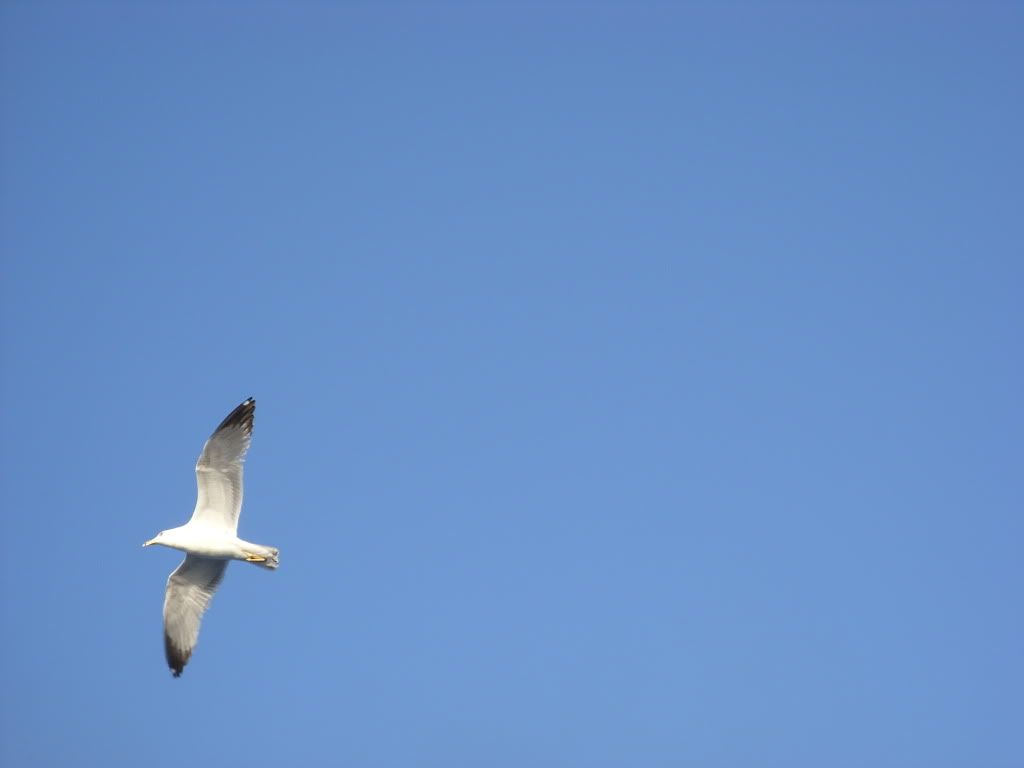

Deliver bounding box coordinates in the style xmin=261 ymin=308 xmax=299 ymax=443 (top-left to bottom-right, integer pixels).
xmin=144 ymin=398 xmax=279 ymax=677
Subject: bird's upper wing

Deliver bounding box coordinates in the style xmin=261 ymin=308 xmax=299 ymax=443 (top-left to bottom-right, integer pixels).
xmin=189 ymin=398 xmax=254 ymax=532
xmin=163 ymin=555 xmax=228 ymax=677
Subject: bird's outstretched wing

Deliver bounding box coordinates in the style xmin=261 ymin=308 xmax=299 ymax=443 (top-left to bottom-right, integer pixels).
xmin=189 ymin=398 xmax=254 ymax=533
xmin=163 ymin=555 xmax=228 ymax=677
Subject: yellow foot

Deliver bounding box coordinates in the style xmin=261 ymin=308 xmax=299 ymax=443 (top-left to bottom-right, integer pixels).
xmin=243 ymin=552 xmax=267 ymax=562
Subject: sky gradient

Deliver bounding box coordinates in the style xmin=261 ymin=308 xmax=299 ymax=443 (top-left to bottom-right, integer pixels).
xmin=1 ymin=3 xmax=1022 ymax=766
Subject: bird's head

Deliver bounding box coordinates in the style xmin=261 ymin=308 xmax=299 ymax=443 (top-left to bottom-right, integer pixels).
xmin=143 ymin=530 xmax=168 ymax=548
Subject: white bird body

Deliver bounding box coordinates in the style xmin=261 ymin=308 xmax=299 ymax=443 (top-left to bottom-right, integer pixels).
xmin=148 ymin=525 xmax=274 ymax=561
xmin=144 ymin=398 xmax=278 ymax=677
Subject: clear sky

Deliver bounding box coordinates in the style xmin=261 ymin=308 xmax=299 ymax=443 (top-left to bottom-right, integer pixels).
xmin=1 ymin=2 xmax=1021 ymax=766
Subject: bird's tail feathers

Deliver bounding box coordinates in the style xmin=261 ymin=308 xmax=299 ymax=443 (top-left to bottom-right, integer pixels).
xmin=245 ymin=544 xmax=279 ymax=570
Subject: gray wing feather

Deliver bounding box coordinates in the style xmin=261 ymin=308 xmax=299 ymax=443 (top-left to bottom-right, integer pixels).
xmin=163 ymin=555 xmax=228 ymax=677
xmin=190 ymin=398 xmax=254 ymax=532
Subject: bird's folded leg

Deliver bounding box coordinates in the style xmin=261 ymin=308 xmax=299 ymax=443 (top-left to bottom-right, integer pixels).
xmin=243 ymin=552 xmax=267 ymax=563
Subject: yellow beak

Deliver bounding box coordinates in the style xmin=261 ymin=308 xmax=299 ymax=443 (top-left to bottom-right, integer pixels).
xmin=143 ymin=539 xmax=155 ymax=547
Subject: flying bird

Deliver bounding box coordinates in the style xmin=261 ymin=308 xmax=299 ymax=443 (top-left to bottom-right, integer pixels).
xmin=144 ymin=398 xmax=278 ymax=677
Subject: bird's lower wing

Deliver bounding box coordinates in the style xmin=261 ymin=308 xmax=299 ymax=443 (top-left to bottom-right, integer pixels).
xmin=163 ymin=555 xmax=228 ymax=677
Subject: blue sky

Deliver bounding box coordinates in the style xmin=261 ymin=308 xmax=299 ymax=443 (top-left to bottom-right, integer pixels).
xmin=1 ymin=2 xmax=1021 ymax=765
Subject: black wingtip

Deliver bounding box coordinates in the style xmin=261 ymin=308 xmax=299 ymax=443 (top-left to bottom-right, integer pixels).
xmin=165 ymin=633 xmax=190 ymax=678
xmin=213 ymin=397 xmax=256 ymax=435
